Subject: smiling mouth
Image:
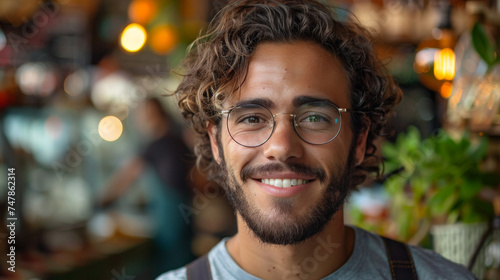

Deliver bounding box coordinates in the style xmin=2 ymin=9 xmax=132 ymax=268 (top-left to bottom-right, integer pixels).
xmin=259 ymin=179 xmax=313 ymax=188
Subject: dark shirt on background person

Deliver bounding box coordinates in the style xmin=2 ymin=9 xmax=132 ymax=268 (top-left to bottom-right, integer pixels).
xmin=140 ymin=130 xmax=192 ymax=198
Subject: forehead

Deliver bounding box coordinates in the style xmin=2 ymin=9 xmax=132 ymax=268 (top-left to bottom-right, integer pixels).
xmin=227 ymin=41 xmax=351 ymax=109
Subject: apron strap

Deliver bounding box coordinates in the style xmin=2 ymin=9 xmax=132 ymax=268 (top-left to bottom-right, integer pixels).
xmin=382 ymin=236 xmax=419 ymax=280
xmin=186 ymin=254 xmax=211 ymax=280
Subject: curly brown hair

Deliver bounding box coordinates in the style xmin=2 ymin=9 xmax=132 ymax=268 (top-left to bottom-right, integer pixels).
xmin=175 ymin=0 xmax=401 ymax=187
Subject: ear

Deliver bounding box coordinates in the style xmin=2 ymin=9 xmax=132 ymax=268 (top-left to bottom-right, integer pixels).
xmin=207 ymin=122 xmax=222 ymax=164
xmin=354 ymin=118 xmax=370 ymax=166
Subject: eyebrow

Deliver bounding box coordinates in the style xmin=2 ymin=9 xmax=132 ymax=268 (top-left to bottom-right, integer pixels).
xmin=292 ymin=96 xmax=336 ymax=107
xmin=233 ymin=95 xmax=337 ymax=109
xmin=235 ymin=98 xmax=274 ymax=108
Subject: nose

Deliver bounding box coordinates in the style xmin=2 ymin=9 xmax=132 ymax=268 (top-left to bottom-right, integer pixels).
xmin=262 ymin=114 xmax=304 ymax=162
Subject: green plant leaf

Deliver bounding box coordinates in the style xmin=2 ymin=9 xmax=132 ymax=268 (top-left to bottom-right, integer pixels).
xmin=460 ymin=201 xmax=490 ymax=223
xmin=447 ymin=210 xmax=460 ymax=224
xmin=397 ymin=205 xmax=416 ymax=240
xmin=459 ymin=179 xmax=482 ymax=200
xmin=382 ymin=142 xmax=399 ymax=159
xmin=428 ymin=185 xmax=458 ymax=215
xmin=471 ymin=22 xmax=496 ymax=67
xmin=386 ymin=176 xmax=406 ymax=194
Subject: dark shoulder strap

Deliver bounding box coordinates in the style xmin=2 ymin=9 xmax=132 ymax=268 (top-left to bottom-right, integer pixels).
xmin=186 ymin=255 xmax=211 ymax=280
xmin=381 ymin=236 xmax=418 ymax=280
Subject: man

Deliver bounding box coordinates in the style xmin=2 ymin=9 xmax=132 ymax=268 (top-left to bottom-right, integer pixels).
xmin=157 ymin=0 xmax=476 ymax=279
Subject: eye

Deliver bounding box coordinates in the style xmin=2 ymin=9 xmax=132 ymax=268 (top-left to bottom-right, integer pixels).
xmin=231 ymin=105 xmax=272 ymax=127
xmin=304 ymin=114 xmax=326 ymax=123
xmin=233 ymin=111 xmax=271 ymax=128
xmin=239 ymin=115 xmax=263 ymax=124
xmin=299 ymin=112 xmax=330 ymax=123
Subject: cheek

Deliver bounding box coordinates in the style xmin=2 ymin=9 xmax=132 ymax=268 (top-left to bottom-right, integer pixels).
xmin=221 ymin=130 xmax=233 ymax=148
xmin=221 ymin=133 xmax=256 ymax=171
xmin=314 ymin=140 xmax=352 ymax=172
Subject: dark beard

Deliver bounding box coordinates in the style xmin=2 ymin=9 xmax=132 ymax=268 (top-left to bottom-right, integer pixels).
xmin=217 ymin=142 xmax=356 ymax=246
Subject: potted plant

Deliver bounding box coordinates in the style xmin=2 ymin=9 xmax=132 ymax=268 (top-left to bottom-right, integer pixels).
xmin=382 ymin=126 xmax=499 ymax=277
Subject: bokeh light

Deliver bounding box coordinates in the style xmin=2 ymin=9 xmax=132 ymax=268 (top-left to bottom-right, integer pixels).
xmin=64 ymin=69 xmax=90 ymax=97
xmin=414 ymin=48 xmax=436 ymax=74
xmin=90 ymin=72 xmax=135 ymax=119
xmin=440 ymin=82 xmax=453 ymax=99
xmin=434 ymin=48 xmax=455 ymax=81
xmin=128 ymin=0 xmax=158 ymax=25
xmin=149 ymin=24 xmax=179 ymax=54
xmin=16 ymin=62 xmax=57 ymax=96
xmin=120 ymin=23 xmax=147 ymax=52
xmin=98 ymin=116 xmax=123 ymax=142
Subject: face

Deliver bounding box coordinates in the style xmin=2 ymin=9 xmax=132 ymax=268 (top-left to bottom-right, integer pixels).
xmin=208 ymin=41 xmax=368 ymax=245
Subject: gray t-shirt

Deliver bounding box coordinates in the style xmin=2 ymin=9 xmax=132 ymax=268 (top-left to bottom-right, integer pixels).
xmin=156 ymin=226 xmax=476 ymax=279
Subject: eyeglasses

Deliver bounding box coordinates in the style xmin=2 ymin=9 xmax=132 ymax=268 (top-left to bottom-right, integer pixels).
xmin=220 ymin=101 xmax=355 ymax=147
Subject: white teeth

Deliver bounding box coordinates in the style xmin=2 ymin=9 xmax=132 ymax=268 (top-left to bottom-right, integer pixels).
xmin=283 ymin=179 xmax=291 ymax=188
xmin=274 ymin=179 xmax=283 ymax=187
xmin=260 ymin=178 xmax=311 ymax=187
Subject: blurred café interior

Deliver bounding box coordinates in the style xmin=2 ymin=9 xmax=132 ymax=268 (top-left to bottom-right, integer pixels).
xmin=0 ymin=0 xmax=499 ymax=279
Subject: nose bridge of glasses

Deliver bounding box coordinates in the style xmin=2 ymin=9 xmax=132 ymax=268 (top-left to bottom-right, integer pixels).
xmin=272 ymin=112 xmax=296 ymax=127
xmin=273 ymin=112 xmax=294 ymax=118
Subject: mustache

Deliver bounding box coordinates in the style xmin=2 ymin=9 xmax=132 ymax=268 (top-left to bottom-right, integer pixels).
xmin=240 ymin=162 xmax=327 ymax=183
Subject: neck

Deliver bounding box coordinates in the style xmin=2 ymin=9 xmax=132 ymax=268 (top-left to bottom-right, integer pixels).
xmin=226 ymin=209 xmax=354 ymax=280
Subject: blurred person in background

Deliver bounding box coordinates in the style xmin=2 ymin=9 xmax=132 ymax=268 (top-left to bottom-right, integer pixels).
xmin=100 ymin=97 xmax=195 ymax=275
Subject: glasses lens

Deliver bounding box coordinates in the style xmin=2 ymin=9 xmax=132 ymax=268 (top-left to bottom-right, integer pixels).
xmin=227 ymin=104 xmax=273 ymax=147
xmin=294 ymin=101 xmax=342 ymax=144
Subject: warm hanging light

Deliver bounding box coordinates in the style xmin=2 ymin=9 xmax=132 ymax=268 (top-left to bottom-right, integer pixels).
xmin=120 ymin=23 xmax=147 ymax=53
xmin=414 ymin=2 xmax=457 ymax=93
xmin=434 ymin=48 xmax=456 ymax=81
